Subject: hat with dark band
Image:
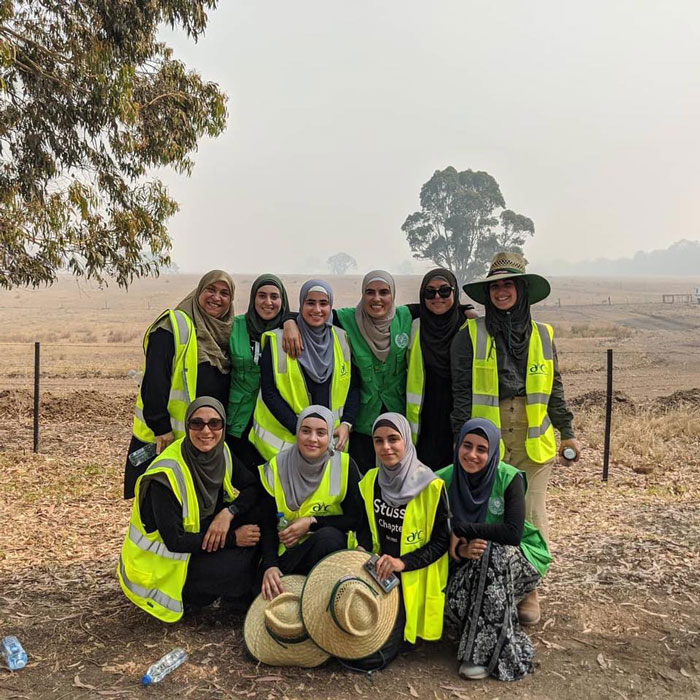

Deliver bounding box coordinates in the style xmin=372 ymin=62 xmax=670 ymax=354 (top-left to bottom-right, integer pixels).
xmin=462 ymin=251 xmax=551 ymax=305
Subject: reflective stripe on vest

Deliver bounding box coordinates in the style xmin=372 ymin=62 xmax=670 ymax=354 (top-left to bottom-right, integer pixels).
xmin=259 ymin=451 xmax=349 ymax=555
xmin=249 ymin=328 xmax=352 ymax=460
xmin=132 ymin=309 xmax=197 ymax=443
xmin=358 ymin=469 xmax=447 ymax=643
xmin=405 ymin=318 xmax=424 ymax=443
xmin=118 ymin=440 xmax=238 ymax=622
xmin=467 ymin=317 xmax=556 ymax=463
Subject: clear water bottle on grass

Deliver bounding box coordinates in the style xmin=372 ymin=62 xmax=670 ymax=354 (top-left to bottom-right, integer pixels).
xmin=142 ymin=648 xmax=188 ymax=685
xmin=1 ymin=636 xmax=28 ymax=670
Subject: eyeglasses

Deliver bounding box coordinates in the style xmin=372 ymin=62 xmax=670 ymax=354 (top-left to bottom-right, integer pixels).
xmin=188 ymin=418 xmax=224 ymax=432
xmin=423 ymin=285 xmax=454 ymax=300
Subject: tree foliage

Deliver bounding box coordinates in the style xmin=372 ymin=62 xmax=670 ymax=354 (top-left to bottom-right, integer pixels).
xmin=401 ymin=167 xmax=534 ymax=283
xmin=0 ymin=0 xmax=227 ymax=288
xmin=327 ymin=252 xmax=357 ymax=276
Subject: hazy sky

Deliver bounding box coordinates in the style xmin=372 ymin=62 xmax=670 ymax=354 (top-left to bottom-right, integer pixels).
xmin=159 ymin=1 xmax=700 ymax=275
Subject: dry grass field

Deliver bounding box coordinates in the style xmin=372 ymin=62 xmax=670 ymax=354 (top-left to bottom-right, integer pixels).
xmin=1 ymin=274 xmax=700 ymax=699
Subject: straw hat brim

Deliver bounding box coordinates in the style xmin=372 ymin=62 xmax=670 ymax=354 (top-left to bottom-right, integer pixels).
xmin=244 ymin=575 xmax=330 ymax=668
xmin=301 ymin=550 xmax=400 ymax=660
xmin=462 ymin=272 xmax=551 ymax=306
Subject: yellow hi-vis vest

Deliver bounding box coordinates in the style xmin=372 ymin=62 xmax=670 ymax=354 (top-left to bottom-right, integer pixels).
xmin=117 ymin=439 xmax=238 ymax=622
xmin=249 ymin=327 xmax=352 ymax=461
xmin=132 ymin=309 xmax=198 ymax=443
xmin=358 ymin=469 xmax=448 ymax=644
xmin=405 ymin=319 xmax=424 ymax=444
xmin=259 ymin=451 xmax=349 ymax=555
xmin=467 ymin=317 xmax=557 ymax=464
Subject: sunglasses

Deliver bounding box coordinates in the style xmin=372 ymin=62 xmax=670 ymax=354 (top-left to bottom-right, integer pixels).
xmin=423 ymin=285 xmax=454 ymax=300
xmin=188 ymin=417 xmax=224 ymax=432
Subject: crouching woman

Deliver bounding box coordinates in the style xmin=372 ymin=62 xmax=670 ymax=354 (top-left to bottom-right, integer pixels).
xmin=118 ymin=397 xmax=262 ymax=621
xmin=356 ymin=413 xmax=449 ymax=668
xmin=439 ymin=418 xmax=552 ymax=681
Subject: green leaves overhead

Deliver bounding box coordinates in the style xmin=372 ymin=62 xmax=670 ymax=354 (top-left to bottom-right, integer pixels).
xmin=401 ymin=167 xmax=535 ymax=285
xmin=0 ymin=0 xmax=227 ymax=288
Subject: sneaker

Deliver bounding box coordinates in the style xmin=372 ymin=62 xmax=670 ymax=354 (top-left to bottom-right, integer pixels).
xmin=517 ymin=590 xmax=541 ymax=626
xmin=459 ymin=662 xmax=489 ymax=680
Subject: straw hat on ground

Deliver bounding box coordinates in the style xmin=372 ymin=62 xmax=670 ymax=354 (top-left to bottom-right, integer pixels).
xmin=244 ymin=575 xmax=330 ymax=667
xmin=462 ymin=251 xmax=551 ymax=305
xmin=301 ymin=550 xmax=400 ymax=660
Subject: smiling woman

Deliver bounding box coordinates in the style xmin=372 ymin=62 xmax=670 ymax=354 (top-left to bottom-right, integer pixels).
xmin=124 ymin=270 xmax=236 ymax=499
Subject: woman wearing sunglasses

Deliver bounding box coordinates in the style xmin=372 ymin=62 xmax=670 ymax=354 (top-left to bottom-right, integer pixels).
xmin=405 ymin=269 xmax=478 ymax=470
xmin=118 ymin=397 xmax=263 ymax=622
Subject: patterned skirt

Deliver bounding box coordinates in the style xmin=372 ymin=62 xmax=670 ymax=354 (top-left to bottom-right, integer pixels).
xmin=445 ymin=542 xmax=541 ymax=681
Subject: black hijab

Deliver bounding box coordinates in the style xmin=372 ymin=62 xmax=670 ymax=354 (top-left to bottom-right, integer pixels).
xmin=448 ymin=418 xmax=501 ymax=525
xmin=182 ymin=397 xmax=227 ymax=519
xmin=245 ymin=274 xmax=289 ymax=344
xmin=418 ymin=268 xmax=463 ymax=378
xmin=484 ymin=278 xmax=532 ymax=361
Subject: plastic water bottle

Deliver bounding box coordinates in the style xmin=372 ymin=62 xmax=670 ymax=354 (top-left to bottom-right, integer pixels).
xmin=1 ymin=636 xmax=28 ymax=671
xmin=277 ymin=512 xmax=296 ymax=548
xmin=129 ymin=442 xmax=157 ymax=467
xmin=142 ymin=648 xmax=188 ymax=686
xmin=563 ymin=447 xmax=577 ymax=461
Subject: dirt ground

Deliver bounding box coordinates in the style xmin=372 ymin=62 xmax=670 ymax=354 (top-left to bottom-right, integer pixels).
xmin=1 ymin=274 xmax=699 ymax=699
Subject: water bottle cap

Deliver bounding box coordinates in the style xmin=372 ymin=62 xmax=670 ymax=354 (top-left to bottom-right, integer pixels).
xmin=563 ymin=447 xmax=576 ymax=460
xmin=276 ymin=512 xmax=284 ymax=518
xmin=142 ymin=675 xmax=153 ymax=686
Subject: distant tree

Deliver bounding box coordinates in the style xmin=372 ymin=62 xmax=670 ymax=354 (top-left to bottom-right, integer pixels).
xmin=0 ymin=0 xmax=227 ymax=289
xmin=401 ymin=167 xmax=534 ymax=283
xmin=327 ymin=252 xmax=357 ymax=275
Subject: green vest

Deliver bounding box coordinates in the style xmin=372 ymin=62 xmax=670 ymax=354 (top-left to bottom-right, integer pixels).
xmin=358 ymin=469 xmax=448 ymax=644
xmin=132 ymin=309 xmax=198 ymax=443
xmin=436 ymin=462 xmax=552 ymax=577
xmin=118 ymin=439 xmax=239 ymax=622
xmin=227 ymin=315 xmax=261 ymax=437
xmin=259 ymin=451 xmax=349 ymax=555
xmin=405 ymin=318 xmax=424 ymax=444
xmin=335 ymin=306 xmax=412 ymax=436
xmin=249 ymin=328 xmax=352 ymax=461
xmin=467 ymin=317 xmax=557 ymax=463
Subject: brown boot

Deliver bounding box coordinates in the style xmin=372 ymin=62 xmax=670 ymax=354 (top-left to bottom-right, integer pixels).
xmin=517 ymin=590 xmax=541 ymax=625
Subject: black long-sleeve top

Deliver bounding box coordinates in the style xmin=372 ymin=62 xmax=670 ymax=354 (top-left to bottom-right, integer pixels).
xmin=140 ymin=453 xmax=262 ymax=553
xmin=450 ymin=474 xmax=525 ymax=547
xmin=141 ymin=328 xmax=230 ymax=437
xmin=356 ymin=480 xmax=450 ymax=572
xmin=450 ymin=325 xmax=575 ymax=440
xmin=259 ymin=458 xmax=364 ymax=570
xmin=259 ymin=341 xmax=360 ymax=432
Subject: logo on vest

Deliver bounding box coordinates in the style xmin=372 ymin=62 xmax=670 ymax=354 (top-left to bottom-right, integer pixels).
xmin=311 ymin=503 xmax=331 ymax=513
xmin=488 ymin=496 xmax=504 ymax=516
xmin=528 ymin=362 xmax=547 ymax=375
xmin=339 ymin=363 xmax=349 ymax=377
xmin=394 ymin=332 xmax=409 ymax=349
xmin=406 ymin=529 xmax=424 ymax=544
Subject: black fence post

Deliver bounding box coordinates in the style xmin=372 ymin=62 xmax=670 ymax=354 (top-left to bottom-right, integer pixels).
xmin=602 ymin=348 xmax=613 ymax=481
xmin=33 ymin=341 xmax=41 ymax=453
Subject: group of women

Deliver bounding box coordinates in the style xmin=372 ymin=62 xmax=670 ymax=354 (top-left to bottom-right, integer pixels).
xmin=118 ymin=252 xmax=580 ymax=682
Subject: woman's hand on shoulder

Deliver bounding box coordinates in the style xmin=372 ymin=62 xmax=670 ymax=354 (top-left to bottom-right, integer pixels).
xmin=282 ymin=319 xmax=303 ymax=358
xmin=155 ymin=431 xmax=175 ymax=455
xmin=202 ymin=508 xmax=234 ymax=552
xmin=262 ymin=566 xmax=284 ymax=600
xmin=334 ymin=423 xmax=350 ymax=451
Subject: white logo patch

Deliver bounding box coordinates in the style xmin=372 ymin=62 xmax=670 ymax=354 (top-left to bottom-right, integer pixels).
xmin=394 ymin=332 xmax=409 ymax=349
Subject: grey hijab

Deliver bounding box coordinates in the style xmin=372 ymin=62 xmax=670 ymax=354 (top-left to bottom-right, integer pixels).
xmin=277 ymin=405 xmax=335 ymax=512
xmin=297 ymin=279 xmax=335 ymax=383
xmin=355 ymin=270 xmax=396 ymax=362
xmin=181 ymin=397 xmax=228 ymax=519
xmin=373 ymin=412 xmax=436 ymax=507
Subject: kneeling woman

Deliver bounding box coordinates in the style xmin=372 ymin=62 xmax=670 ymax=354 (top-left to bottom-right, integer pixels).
xmin=440 ymin=418 xmax=552 ymax=681
xmin=118 ymin=398 xmax=262 ymax=622
xmin=357 ymin=413 xmax=449 ymax=665
xmin=260 ymin=406 xmax=363 ymax=600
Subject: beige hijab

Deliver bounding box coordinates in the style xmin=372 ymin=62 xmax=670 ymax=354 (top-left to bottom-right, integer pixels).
xmin=354 ymin=270 xmax=396 ymax=362
xmin=169 ymin=270 xmax=235 ymax=373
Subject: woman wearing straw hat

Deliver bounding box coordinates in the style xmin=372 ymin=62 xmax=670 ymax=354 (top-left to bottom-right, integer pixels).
xmin=226 ymin=274 xmax=289 ymax=471
xmin=118 ymin=397 xmax=262 ymax=622
xmin=259 ymin=406 xmax=364 ymax=601
xmin=451 ymin=251 xmax=580 ymax=624
xmin=250 ymin=279 xmax=360 ymax=462
xmin=124 ymin=270 xmax=236 ymax=499
xmin=438 ymin=418 xmax=551 ymax=681
xmin=355 ymin=413 xmax=450 ymax=665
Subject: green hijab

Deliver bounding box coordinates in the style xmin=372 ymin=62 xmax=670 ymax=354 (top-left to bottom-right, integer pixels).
xmin=245 ymin=274 xmax=289 ymax=343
